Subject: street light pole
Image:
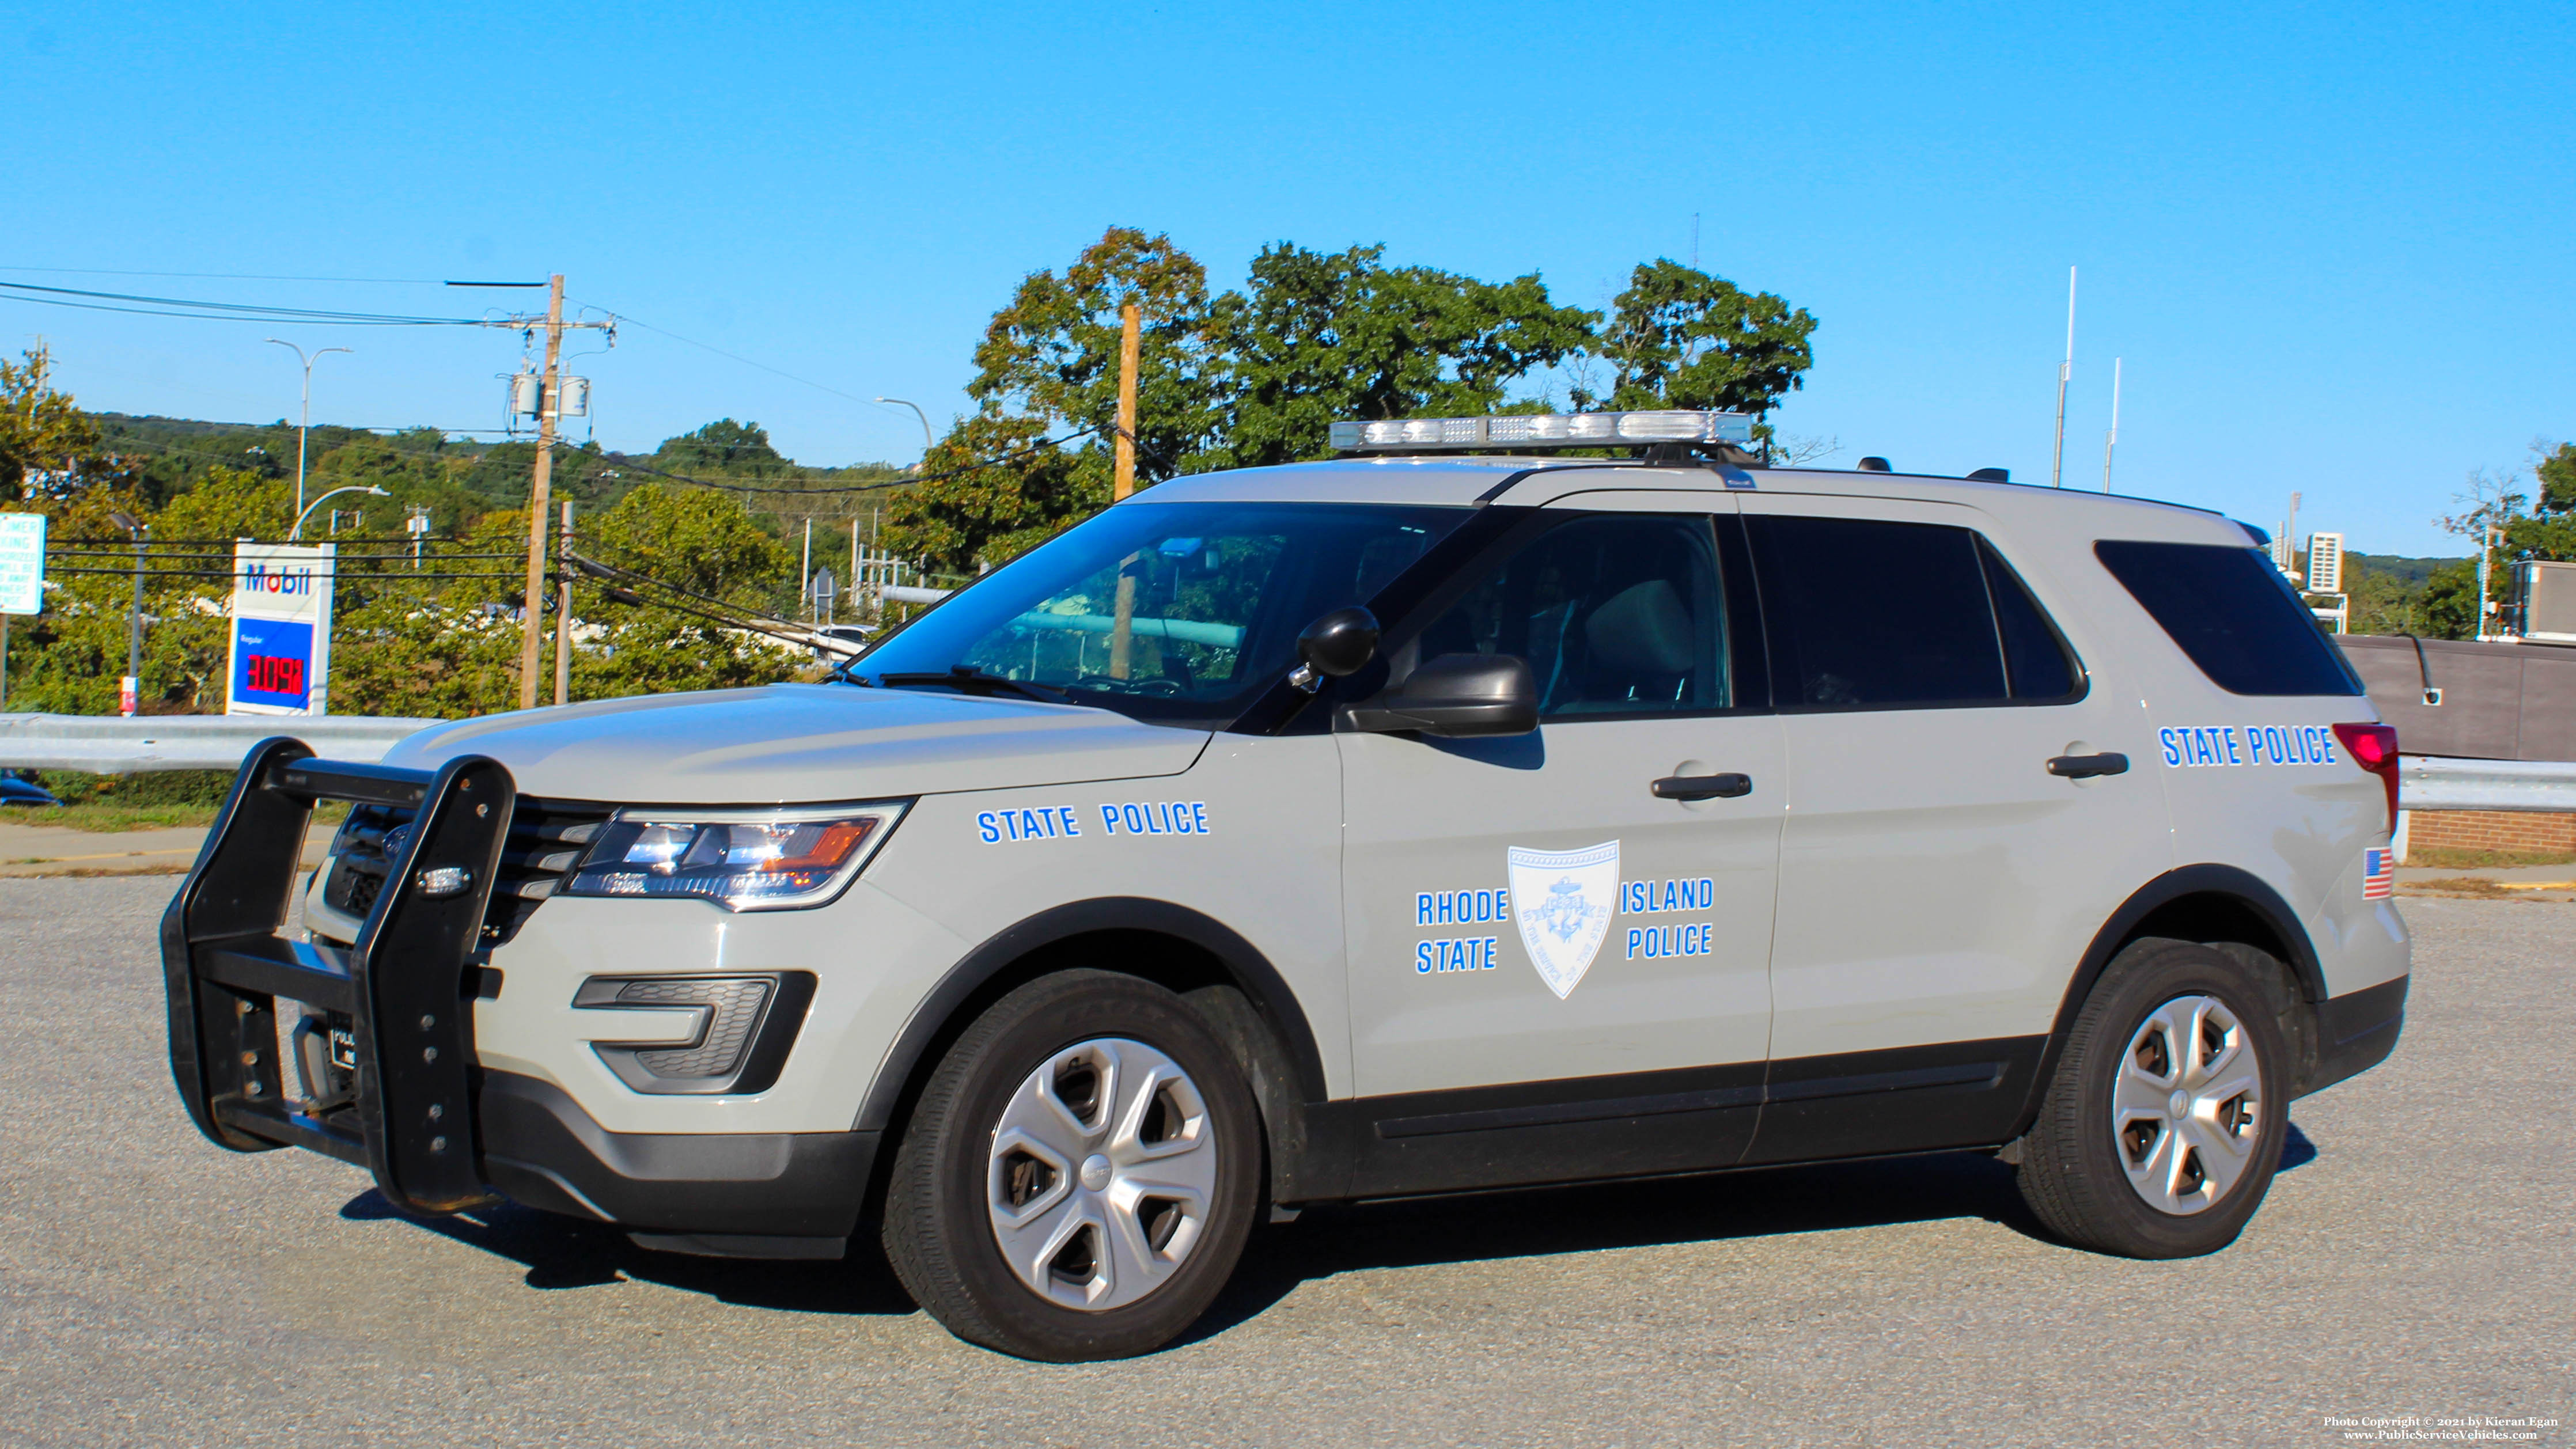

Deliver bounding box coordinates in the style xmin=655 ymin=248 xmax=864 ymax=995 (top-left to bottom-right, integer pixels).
xmin=265 ymin=339 xmax=353 ymax=523
xmin=290 ymin=485 xmax=389 ymax=541
xmin=875 ymin=397 xmax=935 ymax=463
xmin=872 ymin=397 xmax=935 ymax=567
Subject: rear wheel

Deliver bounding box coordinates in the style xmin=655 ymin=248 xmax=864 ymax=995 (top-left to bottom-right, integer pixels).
xmin=881 ymin=970 xmax=1260 ymax=1360
xmin=2016 ymin=939 xmax=2290 ymax=1258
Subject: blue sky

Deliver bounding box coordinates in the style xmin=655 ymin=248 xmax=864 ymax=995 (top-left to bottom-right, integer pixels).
xmin=9 ymin=1 xmax=2570 ymax=556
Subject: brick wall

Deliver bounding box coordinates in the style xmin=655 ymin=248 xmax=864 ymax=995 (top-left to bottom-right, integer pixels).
xmin=2405 ymin=810 xmax=2576 ymax=854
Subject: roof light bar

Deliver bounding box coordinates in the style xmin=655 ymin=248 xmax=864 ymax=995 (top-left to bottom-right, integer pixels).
xmin=1329 ymin=409 xmax=1755 ymax=453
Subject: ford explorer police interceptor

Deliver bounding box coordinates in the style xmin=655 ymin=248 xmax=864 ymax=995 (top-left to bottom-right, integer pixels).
xmin=163 ymin=408 xmax=2410 ymax=1361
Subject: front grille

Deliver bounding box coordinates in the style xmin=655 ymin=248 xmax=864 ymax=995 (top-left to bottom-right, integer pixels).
xmin=324 ymin=796 xmax=613 ymax=946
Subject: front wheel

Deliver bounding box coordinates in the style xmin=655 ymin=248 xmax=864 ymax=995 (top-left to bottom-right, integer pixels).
xmin=2015 ymin=939 xmax=2292 ymax=1258
xmin=881 ymin=970 xmax=1261 ymax=1360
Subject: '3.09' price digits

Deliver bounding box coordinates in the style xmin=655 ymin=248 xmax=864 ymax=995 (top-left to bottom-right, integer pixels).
xmin=247 ymin=654 xmax=305 ymax=695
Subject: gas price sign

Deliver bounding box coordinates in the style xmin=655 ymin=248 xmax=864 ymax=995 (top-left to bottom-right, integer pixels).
xmin=226 ymin=542 xmax=335 ymax=715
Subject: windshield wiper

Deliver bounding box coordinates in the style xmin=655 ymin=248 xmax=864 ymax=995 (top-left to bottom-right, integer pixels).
xmin=872 ymin=665 xmax=1072 ymax=705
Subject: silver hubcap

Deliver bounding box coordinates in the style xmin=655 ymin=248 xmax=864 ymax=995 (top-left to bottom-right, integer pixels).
xmin=2112 ymin=994 xmax=2264 ymax=1216
xmin=986 ymin=1037 xmax=1217 ymax=1311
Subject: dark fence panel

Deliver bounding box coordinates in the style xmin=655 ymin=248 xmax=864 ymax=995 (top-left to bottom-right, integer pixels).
xmin=2339 ymin=635 xmax=2576 ymax=761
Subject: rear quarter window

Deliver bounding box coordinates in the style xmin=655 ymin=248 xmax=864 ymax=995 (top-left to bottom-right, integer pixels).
xmin=2093 ymin=540 xmax=2362 ymax=696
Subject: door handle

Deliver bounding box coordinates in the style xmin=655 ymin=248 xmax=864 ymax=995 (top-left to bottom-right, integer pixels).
xmin=2047 ymin=752 xmax=2130 ymax=779
xmin=1651 ymin=773 xmax=1753 ymax=801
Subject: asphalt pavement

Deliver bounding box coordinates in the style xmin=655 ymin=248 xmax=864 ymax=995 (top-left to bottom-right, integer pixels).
xmin=1 ymin=877 xmax=2565 ymax=1447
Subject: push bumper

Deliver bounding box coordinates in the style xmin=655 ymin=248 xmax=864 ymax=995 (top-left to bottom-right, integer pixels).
xmin=163 ymin=738 xmax=872 ymax=1255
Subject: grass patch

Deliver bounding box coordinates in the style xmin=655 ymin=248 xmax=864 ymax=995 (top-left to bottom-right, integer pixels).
xmin=2402 ymin=876 xmax=2515 ymax=897
xmin=0 ymin=802 xmax=221 ymax=832
xmin=2403 ymin=845 xmax=2576 ymax=870
xmin=0 ymin=799 xmax=349 ymax=834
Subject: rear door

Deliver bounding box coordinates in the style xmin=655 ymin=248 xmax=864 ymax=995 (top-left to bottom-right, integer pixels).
xmin=1737 ymin=495 xmax=2173 ymax=1159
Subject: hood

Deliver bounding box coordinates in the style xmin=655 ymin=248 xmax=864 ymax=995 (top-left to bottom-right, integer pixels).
xmin=377 ymin=684 xmax=1210 ymax=804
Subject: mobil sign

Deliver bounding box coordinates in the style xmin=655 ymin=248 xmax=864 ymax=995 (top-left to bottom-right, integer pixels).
xmin=226 ymin=542 xmax=336 ymax=716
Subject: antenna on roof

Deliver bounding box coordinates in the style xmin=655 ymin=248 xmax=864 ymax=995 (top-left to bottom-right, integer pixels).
xmin=2102 ymin=357 xmax=2122 ymax=493
xmin=2051 ymin=265 xmax=2076 ymax=489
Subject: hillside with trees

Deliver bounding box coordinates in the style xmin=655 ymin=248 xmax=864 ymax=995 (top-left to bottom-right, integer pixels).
xmin=6 ymin=226 xmax=1827 ymax=716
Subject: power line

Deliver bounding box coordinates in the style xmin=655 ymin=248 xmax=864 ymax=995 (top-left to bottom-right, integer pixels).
xmin=0 ymin=280 xmax=488 ymax=326
xmin=567 ymin=301 xmax=902 ymax=415
xmin=0 ymin=265 xmax=448 ymax=284
xmin=562 ymin=547 xmax=827 ymax=651
xmin=39 ymin=566 xmax=533 ymax=581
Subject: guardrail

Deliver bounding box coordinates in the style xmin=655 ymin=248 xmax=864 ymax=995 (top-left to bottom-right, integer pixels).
xmin=0 ymin=713 xmax=442 ymax=773
xmin=2399 ymin=756 xmax=2576 ymax=813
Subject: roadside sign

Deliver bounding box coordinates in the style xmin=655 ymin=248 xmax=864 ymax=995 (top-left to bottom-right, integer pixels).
xmin=0 ymin=513 xmax=44 ymax=615
xmin=226 ymin=542 xmax=336 ymax=716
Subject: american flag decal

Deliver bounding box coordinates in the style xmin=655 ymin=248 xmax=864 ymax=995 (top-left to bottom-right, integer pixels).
xmin=2363 ymin=848 xmax=2395 ymax=900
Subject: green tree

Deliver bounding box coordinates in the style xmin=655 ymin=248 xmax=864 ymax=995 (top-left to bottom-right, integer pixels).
xmin=334 ymin=485 xmax=808 ymax=716
xmin=0 ymin=469 xmax=288 ymax=714
xmin=1576 ymin=259 xmax=1817 ymax=421
xmin=572 ymin=483 xmax=806 ymax=698
xmin=1 ymin=344 xmax=108 ymax=498
xmin=1206 ymin=242 xmax=1598 ymax=469
xmin=332 ymin=507 xmax=535 ymax=718
xmin=655 ymin=419 xmax=785 ymax=475
xmin=2500 ymin=443 xmax=2576 ymax=563
xmin=2418 ymin=559 xmax=2481 ymax=639
xmin=2535 ymin=441 xmax=2576 ymax=514
xmin=967 ymin=226 xmax=1220 ymax=479
xmin=882 ymin=412 xmax=1100 ymax=573
xmin=885 ymin=227 xmax=1219 ymax=570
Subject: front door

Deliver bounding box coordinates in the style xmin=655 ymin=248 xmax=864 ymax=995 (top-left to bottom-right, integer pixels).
xmin=1337 ymin=500 xmax=1785 ymax=1127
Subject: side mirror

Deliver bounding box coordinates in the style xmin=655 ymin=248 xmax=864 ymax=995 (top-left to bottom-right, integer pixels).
xmin=1289 ymin=606 xmax=1381 ymax=693
xmin=1344 ymin=653 xmax=1539 ymax=737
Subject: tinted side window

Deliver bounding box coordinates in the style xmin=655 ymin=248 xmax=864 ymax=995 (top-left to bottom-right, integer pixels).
xmin=1980 ymin=540 xmax=2082 ymax=700
xmin=2094 ymin=541 xmax=2363 ymax=697
xmin=1415 ymin=513 xmax=1728 ymax=716
xmin=1749 ymin=516 xmax=2006 ymax=708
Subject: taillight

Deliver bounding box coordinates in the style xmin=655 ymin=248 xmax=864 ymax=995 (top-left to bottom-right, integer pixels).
xmin=2333 ymin=722 xmax=2400 ymax=836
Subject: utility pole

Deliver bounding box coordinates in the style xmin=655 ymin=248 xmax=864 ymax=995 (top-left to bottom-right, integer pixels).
xmin=515 ymin=275 xmax=566 ymax=711
xmin=553 ymin=501 xmax=575 ymax=707
xmin=448 ymin=275 xmax=606 ymax=709
xmin=1108 ymin=302 xmax=1142 ymax=680
xmin=2050 ymin=266 xmax=2076 ymax=490
xmin=2473 ymin=519 xmax=2493 ymax=638
xmin=2101 ymin=357 xmax=2122 ymax=493
xmin=1113 ymin=304 xmax=1141 ymax=502
xmin=110 ymin=511 xmax=146 ymax=716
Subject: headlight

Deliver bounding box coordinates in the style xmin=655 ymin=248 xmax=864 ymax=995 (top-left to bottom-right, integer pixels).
xmin=560 ymin=801 xmax=908 ymax=911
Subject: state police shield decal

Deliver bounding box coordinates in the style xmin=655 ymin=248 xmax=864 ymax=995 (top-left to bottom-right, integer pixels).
xmin=1507 ymin=841 xmax=1620 ymax=999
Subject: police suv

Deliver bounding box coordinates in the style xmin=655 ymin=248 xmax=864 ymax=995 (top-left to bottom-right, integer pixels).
xmin=163 ymin=409 xmax=2410 ymax=1361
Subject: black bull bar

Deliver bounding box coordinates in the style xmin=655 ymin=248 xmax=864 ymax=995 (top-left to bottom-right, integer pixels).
xmin=163 ymin=735 xmax=514 ymax=1215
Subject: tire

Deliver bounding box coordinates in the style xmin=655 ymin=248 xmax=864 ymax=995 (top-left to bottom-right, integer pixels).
xmin=2015 ymin=938 xmax=2292 ymax=1258
xmin=880 ymin=969 xmax=1262 ymax=1360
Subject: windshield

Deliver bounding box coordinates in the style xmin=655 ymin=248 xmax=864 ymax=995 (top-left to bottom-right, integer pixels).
xmin=856 ymin=501 xmax=1472 ymax=726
